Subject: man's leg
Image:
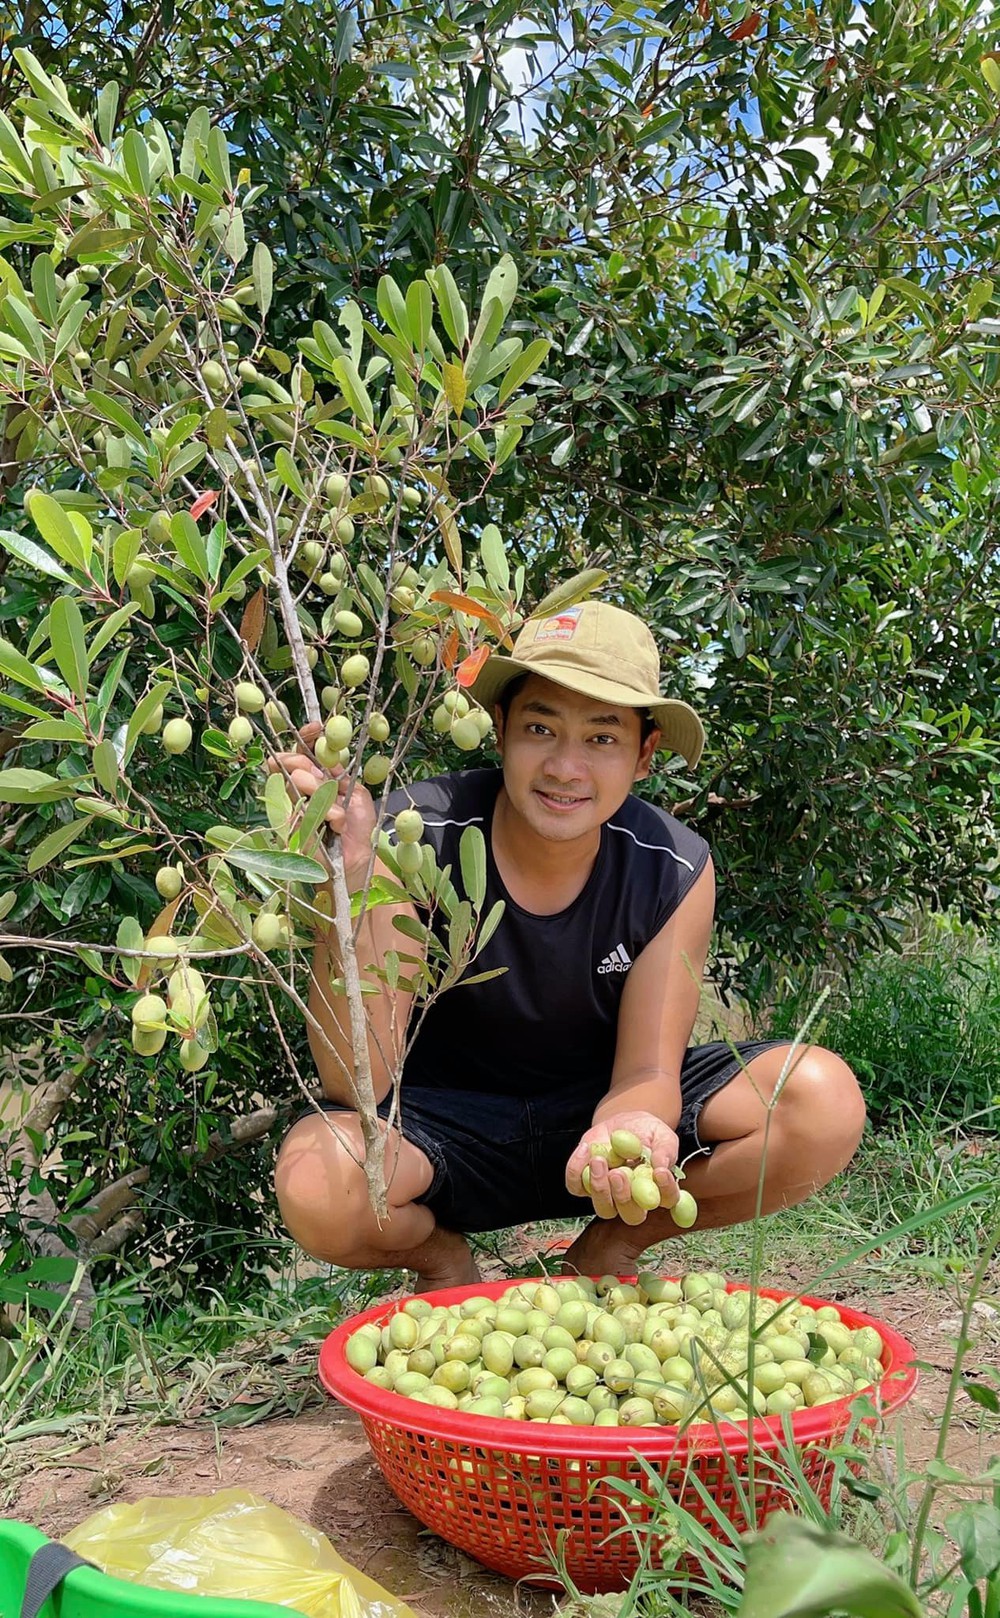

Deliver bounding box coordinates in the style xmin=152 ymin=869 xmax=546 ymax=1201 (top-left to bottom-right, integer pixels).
xmin=562 ymin=1043 xmax=866 ymax=1276
xmin=275 ymin=1112 xmax=481 ymax=1291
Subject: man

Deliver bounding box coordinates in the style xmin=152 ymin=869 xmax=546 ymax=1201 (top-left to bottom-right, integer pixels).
xmin=274 ymin=601 xmax=865 ymax=1290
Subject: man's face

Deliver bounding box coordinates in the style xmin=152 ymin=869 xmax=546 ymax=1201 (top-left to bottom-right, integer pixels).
xmin=494 ymin=674 xmax=660 ymax=844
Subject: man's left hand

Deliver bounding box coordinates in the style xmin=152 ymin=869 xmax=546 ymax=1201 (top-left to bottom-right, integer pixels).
xmin=565 ymin=1111 xmax=680 ymax=1224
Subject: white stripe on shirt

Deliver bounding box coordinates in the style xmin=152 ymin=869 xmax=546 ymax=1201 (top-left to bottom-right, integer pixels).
xmin=606 ymin=821 xmax=695 ymax=871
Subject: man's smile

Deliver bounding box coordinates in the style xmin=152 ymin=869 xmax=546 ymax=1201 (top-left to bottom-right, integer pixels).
xmin=534 ymin=788 xmax=592 ymax=811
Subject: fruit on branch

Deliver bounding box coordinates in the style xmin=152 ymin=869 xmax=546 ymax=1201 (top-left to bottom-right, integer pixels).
xmin=155 ymin=864 xmax=184 ymax=900
xmin=234 ymin=681 xmax=266 ymax=713
xmin=162 ymin=717 xmax=193 ymax=755
xmin=341 ymin=654 xmax=369 ymax=687
xmin=252 ymin=912 xmax=284 ymax=952
xmin=132 ymin=993 xmax=168 ymax=1030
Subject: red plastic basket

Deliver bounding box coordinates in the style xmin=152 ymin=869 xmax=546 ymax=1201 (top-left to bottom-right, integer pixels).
xmin=319 ymin=1278 xmax=917 ymax=1592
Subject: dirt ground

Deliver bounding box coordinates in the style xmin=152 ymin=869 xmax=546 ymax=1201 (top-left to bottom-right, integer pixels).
xmin=5 ymin=1268 xmax=997 ymax=1618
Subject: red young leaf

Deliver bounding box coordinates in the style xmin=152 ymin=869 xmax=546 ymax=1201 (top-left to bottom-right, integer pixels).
xmin=430 ymin=590 xmax=507 ymax=640
xmin=730 ymin=10 xmax=761 ymax=38
xmin=456 ymin=645 xmax=491 ymax=688
xmin=442 ymin=628 xmax=460 ymax=670
xmin=189 ymin=490 xmax=220 ymax=521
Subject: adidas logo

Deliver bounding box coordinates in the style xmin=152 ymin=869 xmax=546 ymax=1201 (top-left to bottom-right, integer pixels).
xmin=597 ymin=943 xmax=632 ymax=975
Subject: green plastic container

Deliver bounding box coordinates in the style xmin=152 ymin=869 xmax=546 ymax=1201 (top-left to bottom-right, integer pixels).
xmin=0 ymin=1521 xmax=289 ymax=1618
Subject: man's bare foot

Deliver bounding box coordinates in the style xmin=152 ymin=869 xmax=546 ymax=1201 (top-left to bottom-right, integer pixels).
xmin=409 ymin=1227 xmax=482 ymax=1293
xmin=559 ymin=1219 xmax=650 ymax=1282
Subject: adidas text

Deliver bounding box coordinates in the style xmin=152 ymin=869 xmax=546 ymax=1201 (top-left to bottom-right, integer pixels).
xmin=598 ymin=944 xmax=632 ymax=975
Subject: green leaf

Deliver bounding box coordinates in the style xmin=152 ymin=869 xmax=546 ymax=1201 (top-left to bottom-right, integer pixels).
xmin=91 ymin=738 xmax=119 ymax=796
xmin=116 ymin=913 xmax=145 ymax=984
xmin=2 ymin=294 xmax=45 ymax=361
xmin=48 ymin=595 xmax=89 ymax=700
xmin=224 ymin=848 xmax=328 ymax=884
xmin=738 ymin=1516 xmax=924 ymax=1618
xmin=21 ymin=718 xmax=85 ymax=742
xmin=211 ymin=548 xmax=268 ymax=610
xmin=296 ymin=779 xmax=340 ymax=851
xmin=26 ymin=492 xmax=90 ymax=572
xmin=0 ymin=527 xmax=72 ymax=582
xmin=85 ymin=388 xmax=146 ymax=448
xmin=459 ymin=826 xmax=486 ymax=909
xmin=14 ymin=47 xmax=84 ymax=129
xmin=531 ymin=569 xmax=609 ymax=620
xmin=471 ymin=256 xmax=518 ymax=352
xmin=0 ymin=635 xmax=50 ymax=693
xmin=331 ymin=355 xmax=374 ymax=426
xmin=376 ymin=275 xmax=411 ymax=345
xmin=27 ymin=815 xmax=93 ymax=872
xmin=30 ymin=253 xmax=57 ymax=325
xmin=406 ymin=279 xmax=433 ymax=354
xmin=426 ymin=264 xmax=469 ymax=350
xmin=948 ymin=1502 xmax=1000 ymax=1583
xmin=252 ymin=240 xmax=273 ymax=318
xmin=97 ymin=80 xmax=119 ymax=146
xmin=124 ymin=680 xmax=172 ymax=762
xmin=442 ymin=360 xmax=468 ymax=416
xmin=0 ymin=768 xmax=76 ymax=804
xmin=479 ymin=523 xmax=509 ymax=593
xmin=551 ymin=432 xmax=575 ymax=467
xmin=497 ymin=338 xmax=550 ymax=404
xmin=122 ymin=128 xmax=150 ymax=193
xmin=274 ymin=446 xmax=307 ymax=499
xmin=0 ymin=889 xmax=16 ymax=921
xmin=88 ymin=602 xmax=139 ymax=664
xmin=170 ymin=512 xmax=210 ymax=583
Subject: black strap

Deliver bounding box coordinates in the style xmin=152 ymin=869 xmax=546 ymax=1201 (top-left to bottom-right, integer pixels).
xmin=21 ymin=1542 xmax=96 ymax=1618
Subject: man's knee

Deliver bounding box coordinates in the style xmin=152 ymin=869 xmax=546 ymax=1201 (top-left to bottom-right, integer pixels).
xmin=776 ymin=1045 xmax=867 ymax=1162
xmin=275 ymin=1114 xmax=369 ymax=1265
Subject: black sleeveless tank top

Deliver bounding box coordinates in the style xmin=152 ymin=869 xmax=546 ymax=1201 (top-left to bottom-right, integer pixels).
xmin=383 ymin=769 xmax=710 ymax=1099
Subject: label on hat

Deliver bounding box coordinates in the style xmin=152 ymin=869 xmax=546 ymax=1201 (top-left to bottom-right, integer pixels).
xmin=535 ymin=605 xmax=583 ymax=642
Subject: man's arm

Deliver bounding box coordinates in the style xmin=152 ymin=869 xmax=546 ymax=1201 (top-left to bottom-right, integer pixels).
xmin=565 ymin=857 xmax=715 ymax=1216
xmin=308 ymin=859 xmax=424 ymax=1105
xmin=597 ymin=855 xmax=715 ymax=1126
xmin=270 ymin=729 xmax=427 ymax=1105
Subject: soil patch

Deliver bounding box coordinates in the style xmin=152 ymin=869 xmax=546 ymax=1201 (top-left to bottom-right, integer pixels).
xmin=5 ymin=1270 xmax=996 ymax=1618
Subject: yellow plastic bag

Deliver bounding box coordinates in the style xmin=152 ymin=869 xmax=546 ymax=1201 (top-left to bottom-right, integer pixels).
xmin=63 ymin=1488 xmax=417 ymax=1618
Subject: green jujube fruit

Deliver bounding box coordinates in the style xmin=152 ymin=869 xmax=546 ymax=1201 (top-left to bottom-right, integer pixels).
xmin=481 ymin=1333 xmax=515 ymax=1377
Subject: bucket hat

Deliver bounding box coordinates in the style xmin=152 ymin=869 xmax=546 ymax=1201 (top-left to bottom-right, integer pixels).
xmin=470 ymin=601 xmax=705 ymax=768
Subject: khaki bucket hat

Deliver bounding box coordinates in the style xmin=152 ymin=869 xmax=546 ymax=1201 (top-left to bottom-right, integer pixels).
xmin=470 ymin=601 xmax=705 ymax=768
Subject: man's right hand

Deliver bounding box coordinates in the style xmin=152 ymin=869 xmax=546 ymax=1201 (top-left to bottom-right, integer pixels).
xmin=268 ymin=722 xmax=378 ymax=885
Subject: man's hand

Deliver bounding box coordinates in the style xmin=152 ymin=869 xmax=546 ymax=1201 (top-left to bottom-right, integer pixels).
xmin=268 ymin=722 xmax=377 ymax=884
xmin=566 ymin=1111 xmax=680 ymax=1223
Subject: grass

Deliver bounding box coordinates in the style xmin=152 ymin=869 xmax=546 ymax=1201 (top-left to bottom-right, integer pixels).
xmin=766 ymin=913 xmax=1000 ymax=1130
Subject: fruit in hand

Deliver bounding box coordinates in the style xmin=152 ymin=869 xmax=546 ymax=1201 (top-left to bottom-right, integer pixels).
xmin=670 ymin=1189 xmax=698 ymax=1229
xmin=577 ymin=1129 xmax=699 ymax=1227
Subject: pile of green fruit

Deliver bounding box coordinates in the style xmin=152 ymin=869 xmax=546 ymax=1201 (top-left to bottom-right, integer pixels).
xmin=344 ymin=1271 xmax=886 ymax=1428
xmin=579 ymin=1128 xmax=698 ymax=1227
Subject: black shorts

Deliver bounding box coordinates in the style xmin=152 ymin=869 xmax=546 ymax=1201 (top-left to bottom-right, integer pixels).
xmin=300 ymin=1040 xmax=786 ymax=1235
